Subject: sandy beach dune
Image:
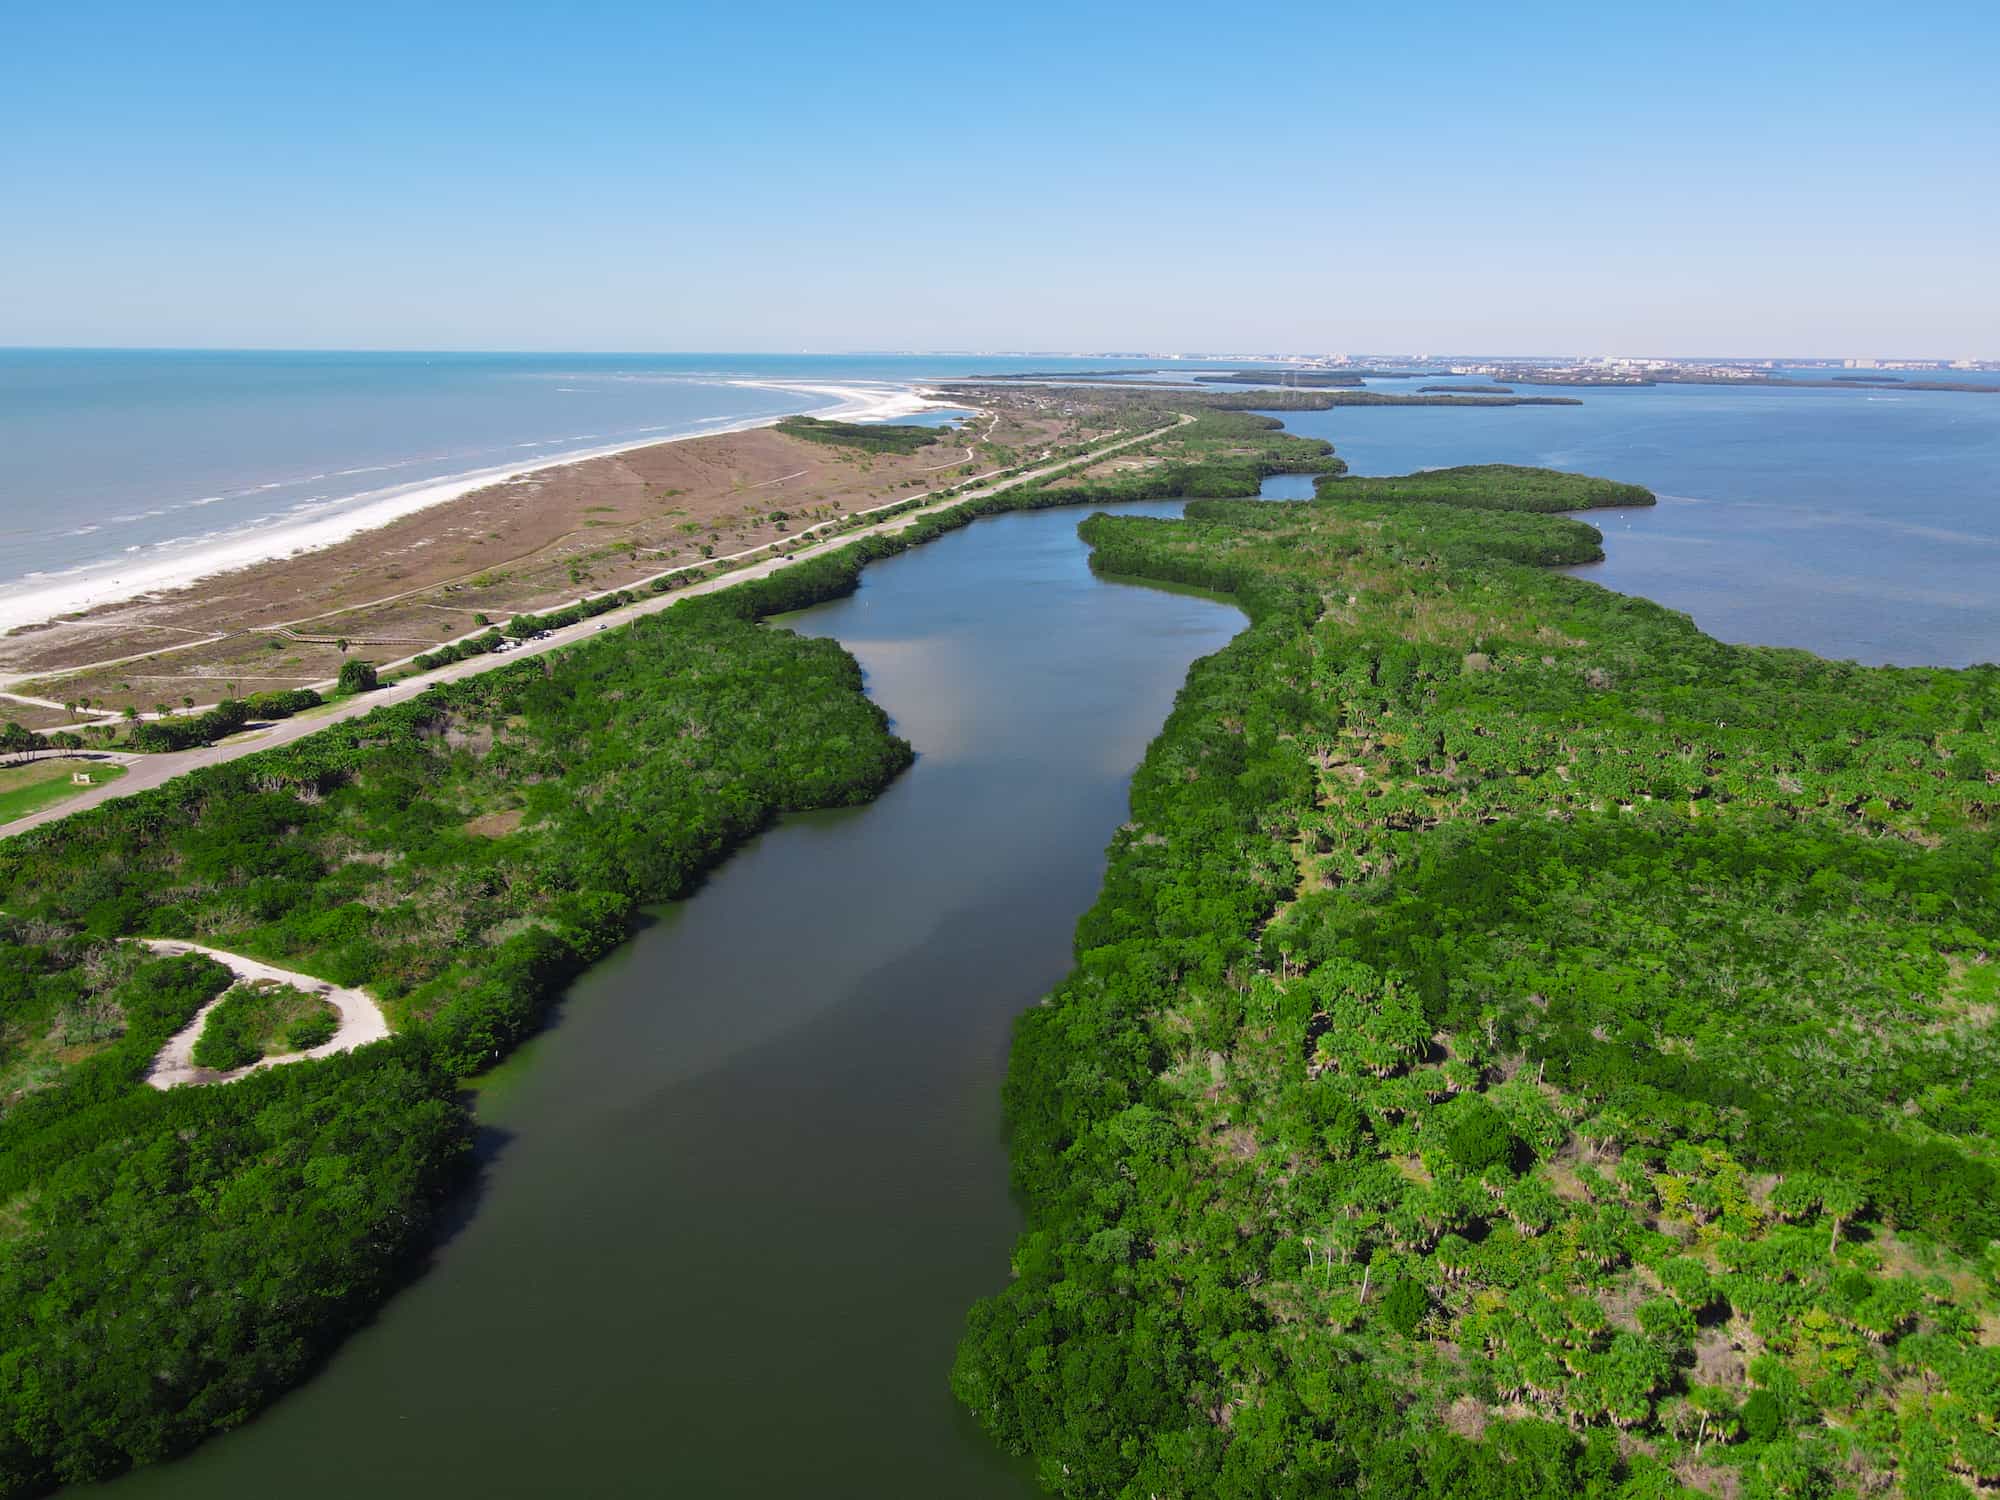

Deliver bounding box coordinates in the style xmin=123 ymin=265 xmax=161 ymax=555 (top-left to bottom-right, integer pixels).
xmin=0 ymin=385 xmax=1113 ymax=721
xmin=0 ymin=405 xmax=1180 ymax=839
xmin=0 ymin=381 xmax=942 ymax=636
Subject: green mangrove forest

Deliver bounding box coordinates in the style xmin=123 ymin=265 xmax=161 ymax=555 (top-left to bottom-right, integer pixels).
xmin=1 ymin=397 xmax=1993 ymax=1497
xmin=0 ymin=401 xmax=1323 ymax=1495
xmin=952 ymin=469 xmax=2000 ymax=1497
xmin=775 ymin=414 xmax=945 ymax=454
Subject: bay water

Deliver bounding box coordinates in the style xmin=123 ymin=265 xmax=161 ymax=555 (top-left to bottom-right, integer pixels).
xmin=1276 ymin=378 xmax=2000 ymax=667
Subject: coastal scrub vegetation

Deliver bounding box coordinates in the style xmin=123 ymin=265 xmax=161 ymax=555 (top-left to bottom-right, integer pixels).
xmin=125 ymin=699 xmax=251 ymax=752
xmin=0 ymin=391 xmax=1342 ymax=1494
xmin=334 ymin=659 xmax=379 ymax=695
xmin=775 ymin=414 xmax=943 ymax=454
xmin=953 ymin=479 xmax=2000 ymax=1496
xmin=8 ymin=392 xmax=1991 ymax=1495
xmin=0 ymin=571 xmax=918 ymax=1492
xmin=78 ymin=690 xmax=322 ymax=757
xmin=0 ymin=1040 xmax=464 ymax=1490
xmin=0 ymin=945 xmax=232 ymax=1122
xmin=1193 ymin=388 xmax=1586 ymax=409
xmin=410 ymin=626 xmax=509 ymax=672
xmin=244 ymin=687 xmax=322 ymax=719
xmin=1314 ymin=462 xmax=1656 ymax=512
xmin=189 ymin=981 xmax=338 ymax=1070
xmin=1041 ymin=408 xmax=1344 ymax=504
xmin=0 ymin=586 xmax=915 ymax=1081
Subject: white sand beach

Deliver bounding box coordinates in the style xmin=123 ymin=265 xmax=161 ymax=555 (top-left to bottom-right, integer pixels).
xmin=0 ymin=381 xmax=949 ymax=635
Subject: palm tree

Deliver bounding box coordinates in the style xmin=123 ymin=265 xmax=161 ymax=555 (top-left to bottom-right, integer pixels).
xmin=1821 ymin=1179 xmax=1866 ymax=1255
xmin=1 ymin=722 xmax=38 ymax=762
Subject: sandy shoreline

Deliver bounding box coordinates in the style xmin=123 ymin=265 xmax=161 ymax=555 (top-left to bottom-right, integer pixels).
xmin=0 ymin=380 xmax=949 ymax=635
xmin=0 ymin=384 xmax=1111 ymax=716
xmin=0 ymin=403 xmax=1172 ymax=834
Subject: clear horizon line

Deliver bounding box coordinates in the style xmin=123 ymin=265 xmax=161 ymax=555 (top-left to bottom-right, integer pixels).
xmin=2 ymin=342 xmax=1992 ymax=363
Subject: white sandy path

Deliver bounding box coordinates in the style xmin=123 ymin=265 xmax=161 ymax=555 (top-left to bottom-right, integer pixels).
xmin=140 ymin=938 xmax=391 ymax=1089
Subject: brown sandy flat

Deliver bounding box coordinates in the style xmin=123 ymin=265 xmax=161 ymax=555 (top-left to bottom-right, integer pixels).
xmin=3 ymin=392 xmax=1111 ymax=714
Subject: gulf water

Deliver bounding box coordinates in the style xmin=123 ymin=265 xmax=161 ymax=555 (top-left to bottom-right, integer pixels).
xmin=0 ymin=351 xmax=1154 ymax=596
xmin=3 ymin=351 xmax=1994 ymax=669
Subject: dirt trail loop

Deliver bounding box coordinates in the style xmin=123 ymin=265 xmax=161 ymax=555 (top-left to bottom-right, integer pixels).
xmin=142 ymin=937 xmax=392 ymax=1089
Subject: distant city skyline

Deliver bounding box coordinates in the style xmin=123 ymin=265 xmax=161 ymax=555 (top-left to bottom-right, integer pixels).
xmin=4 ymin=347 xmax=1991 ymax=366
xmin=4 ymin=0 xmax=1995 ymax=354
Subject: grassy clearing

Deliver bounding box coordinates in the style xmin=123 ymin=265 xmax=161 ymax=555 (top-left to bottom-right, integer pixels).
xmin=0 ymin=759 xmax=125 ymax=823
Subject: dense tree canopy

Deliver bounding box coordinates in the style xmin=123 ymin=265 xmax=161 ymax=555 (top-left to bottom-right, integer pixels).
xmin=775 ymin=415 xmax=944 ymax=454
xmin=955 ymin=474 xmax=1999 ymax=1497
xmin=0 ymin=557 xmax=920 ymax=1493
xmin=0 ymin=400 xmax=1345 ymax=1494
xmin=7 ymin=394 xmax=1993 ymax=1496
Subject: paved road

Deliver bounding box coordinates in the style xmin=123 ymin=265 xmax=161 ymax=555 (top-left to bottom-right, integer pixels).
xmin=0 ymin=415 xmax=1180 ymax=842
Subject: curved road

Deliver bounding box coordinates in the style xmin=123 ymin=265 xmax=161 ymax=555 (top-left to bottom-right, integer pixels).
xmin=0 ymin=415 xmax=1182 ymax=842
xmin=141 ymin=937 xmax=392 ymax=1088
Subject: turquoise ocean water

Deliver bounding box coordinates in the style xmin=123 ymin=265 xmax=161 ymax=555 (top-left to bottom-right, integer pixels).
xmin=0 ymin=351 xmax=1148 ymax=598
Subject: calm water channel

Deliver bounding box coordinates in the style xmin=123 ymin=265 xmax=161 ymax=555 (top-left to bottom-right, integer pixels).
xmin=96 ymin=499 xmax=1236 ymax=1499
xmin=90 ymin=381 xmax=1995 ymax=1496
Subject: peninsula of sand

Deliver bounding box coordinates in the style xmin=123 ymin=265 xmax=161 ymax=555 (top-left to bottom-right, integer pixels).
xmin=0 ymin=380 xmax=928 ymax=636
xmin=0 ymin=384 xmax=1116 ymax=726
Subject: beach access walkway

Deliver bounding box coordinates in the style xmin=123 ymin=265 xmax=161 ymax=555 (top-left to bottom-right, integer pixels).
xmin=0 ymin=413 xmax=1186 ymax=842
xmin=142 ymin=937 xmax=391 ymax=1089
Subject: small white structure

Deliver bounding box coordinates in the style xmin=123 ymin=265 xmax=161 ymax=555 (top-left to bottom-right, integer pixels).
xmin=71 ymin=771 xmax=93 ymax=785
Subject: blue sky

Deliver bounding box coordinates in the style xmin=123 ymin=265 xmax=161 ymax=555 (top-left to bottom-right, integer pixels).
xmin=3 ymin=0 xmax=1995 ymax=355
